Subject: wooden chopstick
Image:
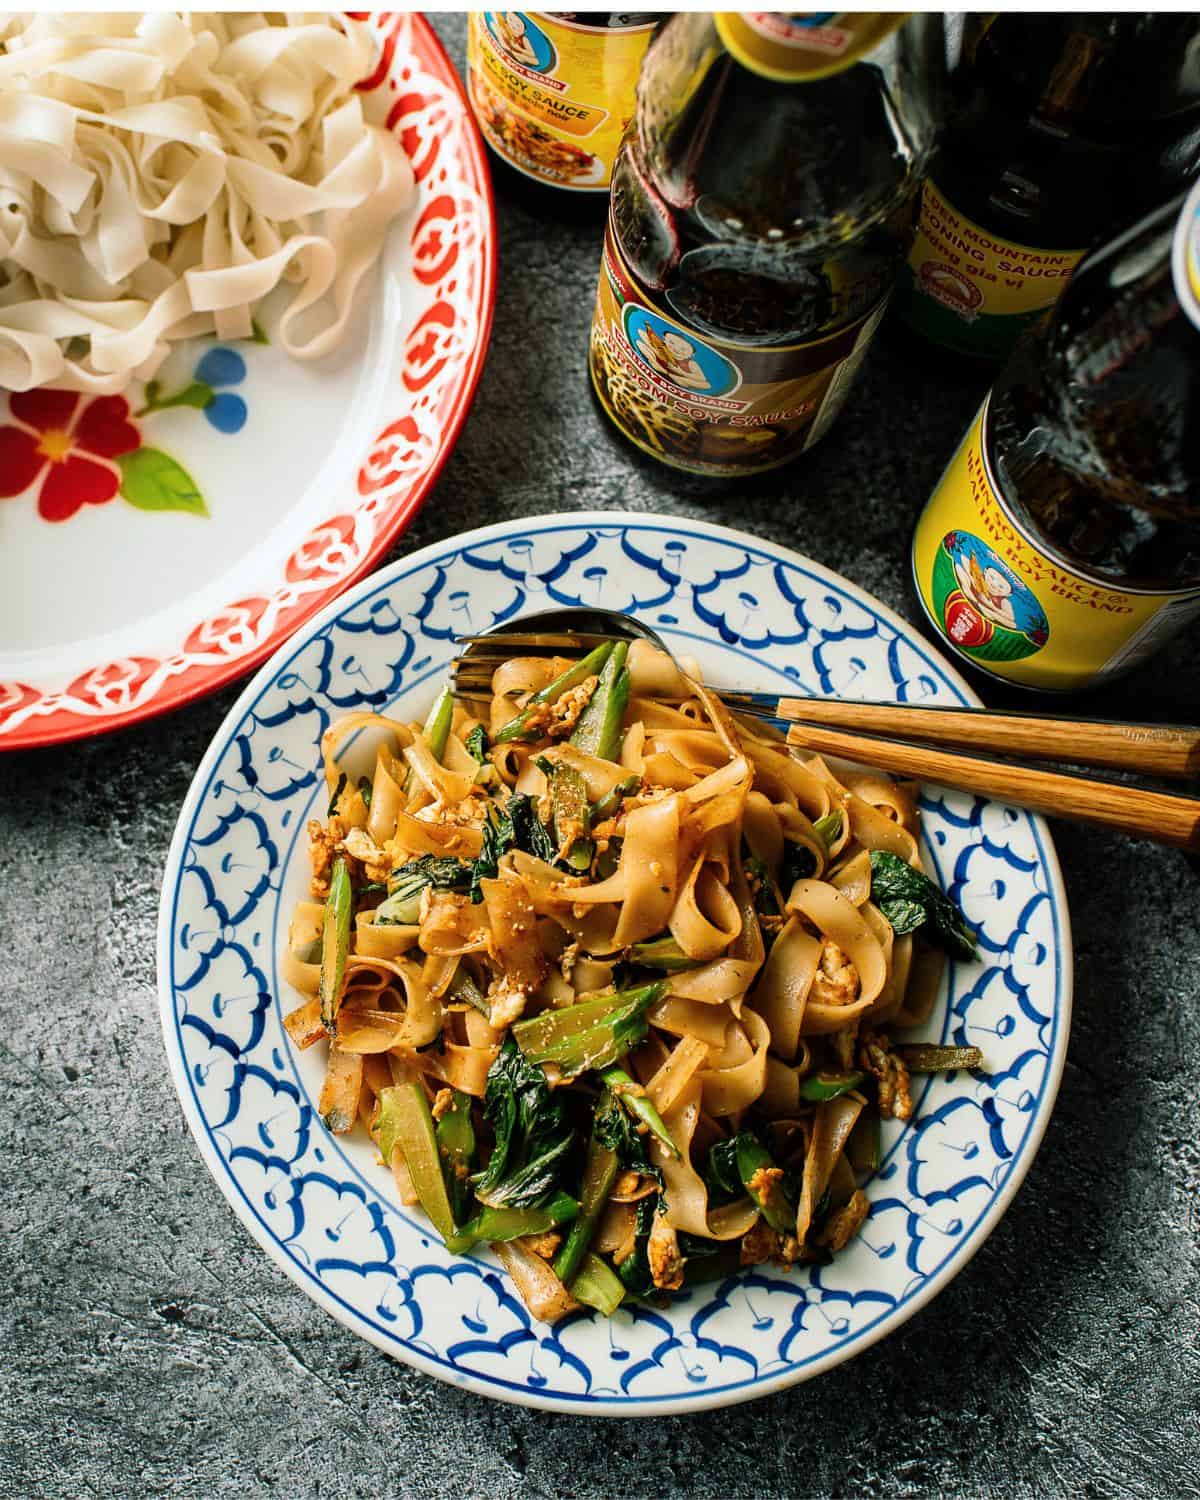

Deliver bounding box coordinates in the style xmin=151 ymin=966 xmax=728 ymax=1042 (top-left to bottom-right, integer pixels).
xmin=775 ymin=698 xmax=1200 ymax=780
xmin=785 ymin=722 xmax=1200 ymax=851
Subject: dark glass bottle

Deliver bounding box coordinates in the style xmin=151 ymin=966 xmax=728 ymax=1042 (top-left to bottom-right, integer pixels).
xmin=588 ymin=12 xmax=944 ymax=477
xmin=912 ymin=182 xmax=1200 ymax=691
xmin=895 ymin=12 xmax=1200 ymax=359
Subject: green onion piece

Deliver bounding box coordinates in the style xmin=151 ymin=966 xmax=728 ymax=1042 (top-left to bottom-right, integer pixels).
xmin=589 ymin=774 xmax=640 ymax=827
xmin=845 ymin=1106 xmax=881 ymax=1175
xmin=795 ymin=1069 xmax=865 ymax=1103
xmin=735 ymin=1135 xmax=793 ymax=1235
xmin=357 ymin=775 xmax=373 ymax=811
xmin=493 ymin=643 xmax=614 ymax=744
xmin=895 ymin=1043 xmax=984 ymax=1074
xmin=436 ymin=1090 xmax=476 ymax=1223
xmin=813 ymin=811 xmax=843 ymax=849
xmin=552 ymin=1136 xmax=619 ymax=1286
xmin=512 ymin=982 xmax=665 ymax=1075
xmin=445 ymin=1190 xmax=579 ymax=1254
xmin=627 ymin=936 xmax=698 ymax=973
xmin=445 ymin=963 xmax=490 ymax=1016
xmin=571 ymin=640 xmax=630 ymax=761
xmin=464 ymin=724 xmax=489 ymax=764
xmin=550 ymin=764 xmax=594 ymax=872
xmin=377 ymin=1083 xmax=457 ymax=1244
xmin=422 ymin=684 xmax=454 ymax=763
xmin=570 ymin=1252 xmax=625 ymax=1316
xmin=599 ymin=1065 xmax=680 ymax=1159
xmin=319 ymin=856 xmax=352 ymax=1031
xmin=327 ymin=770 xmax=348 ymax=817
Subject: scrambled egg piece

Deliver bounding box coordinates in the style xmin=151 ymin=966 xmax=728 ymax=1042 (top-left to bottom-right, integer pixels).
xmin=521 ymin=677 xmax=599 ymax=740
xmin=859 ymin=1029 xmax=913 ymax=1120
xmin=307 ymin=815 xmax=349 ymax=897
xmin=811 ymin=939 xmax=861 ymax=1007
xmin=487 ymin=977 xmax=529 ymax=1030
xmin=430 ymin=1088 xmax=454 ymax=1122
xmin=648 ymin=1214 xmax=685 ymax=1291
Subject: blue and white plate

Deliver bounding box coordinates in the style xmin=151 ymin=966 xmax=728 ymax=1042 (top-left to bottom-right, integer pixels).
xmin=157 ymin=512 xmax=1072 ymax=1415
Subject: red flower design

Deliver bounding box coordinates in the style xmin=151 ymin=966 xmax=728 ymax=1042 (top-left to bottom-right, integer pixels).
xmin=0 ymin=390 xmax=140 ymax=522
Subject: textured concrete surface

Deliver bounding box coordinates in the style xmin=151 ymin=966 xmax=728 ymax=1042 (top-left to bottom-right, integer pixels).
xmin=3 ymin=15 xmax=1199 ymax=1499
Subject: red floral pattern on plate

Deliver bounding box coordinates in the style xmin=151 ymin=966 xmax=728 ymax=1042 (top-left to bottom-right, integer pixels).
xmin=0 ymin=391 xmax=140 ymax=521
xmin=0 ymin=14 xmax=496 ymax=748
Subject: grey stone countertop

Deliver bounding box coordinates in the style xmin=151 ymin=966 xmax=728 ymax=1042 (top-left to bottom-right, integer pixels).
xmin=3 ymin=15 xmax=1198 ymax=1499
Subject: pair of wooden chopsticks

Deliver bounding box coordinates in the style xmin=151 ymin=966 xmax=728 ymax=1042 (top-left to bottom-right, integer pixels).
xmin=772 ymin=698 xmax=1200 ymax=851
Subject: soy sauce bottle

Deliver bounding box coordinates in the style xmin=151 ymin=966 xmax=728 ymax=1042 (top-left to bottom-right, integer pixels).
xmin=587 ymin=12 xmax=944 ymax=477
xmin=912 ymin=181 xmax=1200 ymax=691
xmin=895 ymin=13 xmax=1200 ymax=360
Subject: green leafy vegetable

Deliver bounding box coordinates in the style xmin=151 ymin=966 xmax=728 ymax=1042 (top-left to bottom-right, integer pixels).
xmin=552 ymin=1101 xmax=621 ymax=1285
xmin=593 ymin=1081 xmax=668 ymax=1181
xmin=376 ymin=1083 xmax=457 ymax=1244
xmin=549 ymin=764 xmax=593 ymax=872
xmin=327 ymin=771 xmax=348 ymax=817
xmin=813 ymin=811 xmax=844 ymax=848
xmin=436 ymin=1089 xmax=476 ymax=1223
xmin=471 ymin=1038 xmax=576 ymax=1208
xmin=571 ymin=639 xmax=630 ymax=761
xmin=422 ymin=684 xmax=454 ymax=762
xmin=376 ymin=855 xmax=473 ymax=924
xmin=598 ymin=1066 xmax=677 ymax=1163
xmin=446 ymin=1191 xmax=579 ymax=1253
xmin=512 ymin=982 xmax=665 ymax=1075
xmin=796 ymin=1069 xmax=864 ymax=1103
xmin=627 ymin=936 xmax=698 ymax=973
xmin=570 ymin=1251 xmax=625 ymax=1315
xmin=745 ymin=855 xmax=780 ymax=919
xmin=868 ymin=851 xmax=978 ymax=961
xmin=357 ymin=775 xmax=373 ymax=810
xmin=465 ymin=725 xmax=489 ymax=764
xmin=589 ymin=774 xmax=640 ymax=827
xmin=319 ymin=856 xmax=352 ymax=1030
xmin=617 ymin=1194 xmax=657 ymax=1297
xmin=703 ymin=1137 xmax=744 ymax=1207
xmin=734 ymin=1134 xmax=794 ymax=1234
xmin=471 ymin=794 xmax=556 ymax=902
xmin=779 ymin=837 xmax=818 ymax=891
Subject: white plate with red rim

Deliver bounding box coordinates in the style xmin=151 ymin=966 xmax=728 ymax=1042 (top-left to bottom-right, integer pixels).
xmin=158 ymin=511 xmax=1072 ymax=1415
xmin=0 ymin=13 xmax=495 ymax=751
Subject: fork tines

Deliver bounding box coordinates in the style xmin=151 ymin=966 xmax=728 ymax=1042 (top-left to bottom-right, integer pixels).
xmin=451 ymin=632 xmax=617 ymax=697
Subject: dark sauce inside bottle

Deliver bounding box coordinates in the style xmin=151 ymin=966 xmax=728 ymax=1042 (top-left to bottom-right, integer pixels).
xmin=591 ymin=14 xmax=940 ymax=476
xmin=989 ymin=193 xmax=1200 ymax=589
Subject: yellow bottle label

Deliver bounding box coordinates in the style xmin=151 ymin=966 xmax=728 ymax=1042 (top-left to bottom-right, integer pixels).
xmin=467 ymin=12 xmax=654 ymax=191
xmin=897 ymin=179 xmax=1086 ymax=358
xmin=714 ymin=12 xmax=906 ymax=81
xmin=913 ymin=399 xmax=1200 ymax=690
xmin=589 ymin=226 xmax=887 ymax=476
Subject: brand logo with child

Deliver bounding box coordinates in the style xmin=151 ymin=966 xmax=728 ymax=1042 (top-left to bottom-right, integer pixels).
xmin=622 ymin=306 xmax=740 ymax=399
xmin=932 ymin=530 xmax=1050 ymax=662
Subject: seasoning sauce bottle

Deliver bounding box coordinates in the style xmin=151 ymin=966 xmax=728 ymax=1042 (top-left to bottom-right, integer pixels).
xmin=467 ymin=12 xmax=657 ymax=195
xmin=588 ymin=12 xmax=943 ymax=477
xmin=895 ymin=13 xmax=1200 ymax=360
xmin=912 ymin=181 xmax=1200 ymax=692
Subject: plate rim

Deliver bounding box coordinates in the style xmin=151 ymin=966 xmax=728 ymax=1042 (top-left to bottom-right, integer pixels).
xmin=0 ymin=15 xmax=497 ymax=753
xmin=156 ymin=508 xmax=1074 ymax=1415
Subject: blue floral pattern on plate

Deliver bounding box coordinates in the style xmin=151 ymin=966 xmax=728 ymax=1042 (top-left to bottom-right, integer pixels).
xmin=157 ymin=514 xmax=1072 ymax=1415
